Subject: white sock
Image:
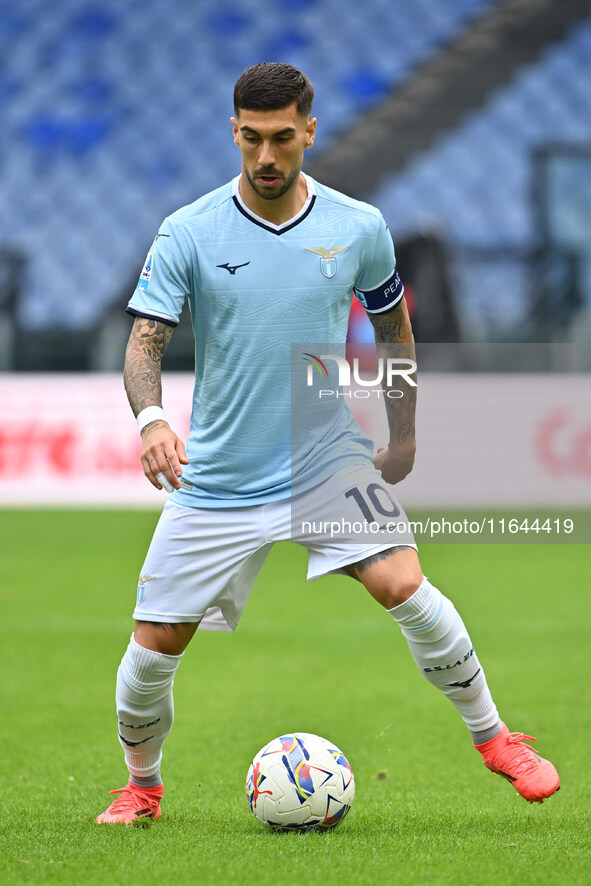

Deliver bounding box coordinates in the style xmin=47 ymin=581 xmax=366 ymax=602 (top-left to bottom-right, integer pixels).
xmin=389 ymin=578 xmax=500 ymax=735
xmin=115 ymin=634 xmax=182 ymax=786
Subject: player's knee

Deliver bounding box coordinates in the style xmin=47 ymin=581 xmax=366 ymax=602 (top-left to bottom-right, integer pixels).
xmin=355 ymin=547 xmax=423 ymax=609
xmin=134 ymin=621 xmax=199 ymax=656
xmin=362 ymin=569 xmax=423 ymax=609
xmin=378 ymin=573 xmax=423 ymax=609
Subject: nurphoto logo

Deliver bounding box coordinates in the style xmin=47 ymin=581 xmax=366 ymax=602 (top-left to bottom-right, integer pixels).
xmin=303 ymin=353 xmax=417 ymax=399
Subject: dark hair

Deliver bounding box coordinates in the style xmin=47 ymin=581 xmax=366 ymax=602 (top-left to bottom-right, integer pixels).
xmin=233 ymin=63 xmax=314 ymax=119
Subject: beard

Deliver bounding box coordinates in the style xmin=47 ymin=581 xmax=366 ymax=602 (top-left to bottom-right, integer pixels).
xmin=244 ymin=165 xmax=301 ymax=201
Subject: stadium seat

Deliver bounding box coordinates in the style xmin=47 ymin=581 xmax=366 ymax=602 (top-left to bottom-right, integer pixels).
xmin=0 ymin=0 xmax=554 ymax=335
xmin=373 ymin=17 xmax=591 ymax=333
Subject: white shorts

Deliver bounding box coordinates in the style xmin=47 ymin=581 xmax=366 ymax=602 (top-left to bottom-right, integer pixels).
xmin=133 ymin=464 xmax=416 ymax=631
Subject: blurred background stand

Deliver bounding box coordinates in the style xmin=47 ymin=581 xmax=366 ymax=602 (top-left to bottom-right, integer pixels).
xmin=1 ymin=0 xmax=590 ymax=373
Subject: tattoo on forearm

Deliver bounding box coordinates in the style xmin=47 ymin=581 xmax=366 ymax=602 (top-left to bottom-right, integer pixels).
xmin=396 ymin=419 xmax=415 ymax=445
xmin=370 ymin=310 xmax=408 ymax=344
xmin=368 ymin=300 xmax=417 ymax=445
xmin=124 ymin=317 xmax=173 ymax=415
xmin=383 ymin=373 xmax=416 ymax=446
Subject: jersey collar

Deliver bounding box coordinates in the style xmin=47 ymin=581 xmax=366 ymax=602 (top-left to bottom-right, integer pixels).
xmin=232 ymin=173 xmax=316 ymax=235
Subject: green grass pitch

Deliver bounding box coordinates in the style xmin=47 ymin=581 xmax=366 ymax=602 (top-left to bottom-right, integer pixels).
xmin=1 ymin=509 xmax=589 ymax=885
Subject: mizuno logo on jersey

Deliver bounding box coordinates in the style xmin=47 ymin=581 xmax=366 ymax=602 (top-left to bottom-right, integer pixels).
xmin=217 ymin=261 xmax=251 ymax=275
xmin=306 ymin=246 xmax=350 ymax=278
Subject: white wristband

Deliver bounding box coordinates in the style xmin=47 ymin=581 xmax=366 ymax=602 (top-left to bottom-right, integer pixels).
xmin=137 ymin=406 xmax=167 ymax=432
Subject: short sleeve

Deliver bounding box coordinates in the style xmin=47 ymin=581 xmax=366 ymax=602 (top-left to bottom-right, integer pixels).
xmin=353 ymin=216 xmax=404 ymax=314
xmin=126 ymin=218 xmax=191 ymax=327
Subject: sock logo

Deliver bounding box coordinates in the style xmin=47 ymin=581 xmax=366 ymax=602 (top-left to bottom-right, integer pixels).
xmin=119 ymin=733 xmax=155 ymax=747
xmin=118 ymin=716 xmax=161 ymax=747
xmin=444 ymin=667 xmax=482 ymax=689
xmin=119 ymin=717 xmax=161 ymax=730
xmin=423 ymin=647 xmax=474 ymax=673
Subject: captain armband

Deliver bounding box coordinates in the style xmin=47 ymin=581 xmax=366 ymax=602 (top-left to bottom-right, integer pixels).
xmin=354 ymin=269 xmax=404 ymax=314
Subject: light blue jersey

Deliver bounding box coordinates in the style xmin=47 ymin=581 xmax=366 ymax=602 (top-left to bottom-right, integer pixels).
xmin=127 ymin=175 xmax=404 ymax=508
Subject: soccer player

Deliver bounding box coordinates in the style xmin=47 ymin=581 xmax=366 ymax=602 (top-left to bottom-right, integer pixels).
xmin=97 ymin=63 xmax=559 ymax=824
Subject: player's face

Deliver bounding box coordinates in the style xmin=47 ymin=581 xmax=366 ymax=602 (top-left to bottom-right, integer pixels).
xmin=232 ymin=103 xmax=316 ymax=201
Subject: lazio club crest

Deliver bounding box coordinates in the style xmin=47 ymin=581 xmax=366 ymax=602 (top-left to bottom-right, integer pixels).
xmin=306 ymin=246 xmax=350 ymax=278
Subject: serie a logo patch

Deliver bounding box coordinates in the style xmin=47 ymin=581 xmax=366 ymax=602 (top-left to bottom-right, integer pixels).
xmin=138 ymin=252 xmax=153 ymax=290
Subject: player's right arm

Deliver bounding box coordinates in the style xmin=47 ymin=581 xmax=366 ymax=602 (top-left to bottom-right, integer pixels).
xmin=124 ymin=315 xmax=189 ymax=490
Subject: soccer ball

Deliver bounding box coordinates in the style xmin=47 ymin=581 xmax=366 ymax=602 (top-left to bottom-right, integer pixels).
xmin=245 ymin=732 xmax=355 ymax=832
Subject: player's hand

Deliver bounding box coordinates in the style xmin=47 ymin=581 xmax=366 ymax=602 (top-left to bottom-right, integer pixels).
xmin=373 ymin=443 xmax=415 ymax=485
xmin=140 ymin=420 xmax=189 ymax=490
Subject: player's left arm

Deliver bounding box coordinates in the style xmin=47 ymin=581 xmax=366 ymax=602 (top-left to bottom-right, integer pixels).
xmin=367 ymin=296 xmax=417 ymax=484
